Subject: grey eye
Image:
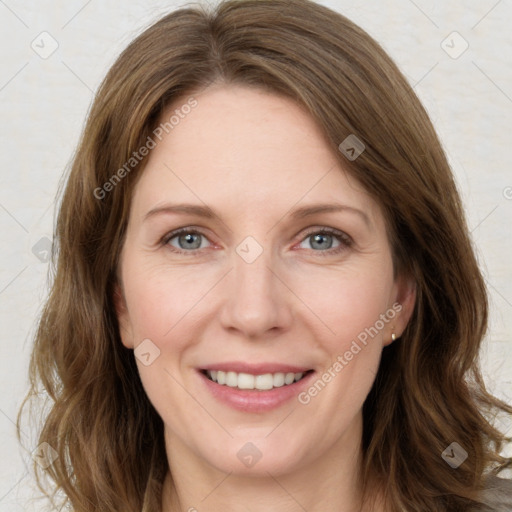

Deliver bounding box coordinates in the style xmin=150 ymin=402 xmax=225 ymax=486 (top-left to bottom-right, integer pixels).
xmin=300 ymin=232 xmax=341 ymax=251
xmin=169 ymin=232 xmax=207 ymax=250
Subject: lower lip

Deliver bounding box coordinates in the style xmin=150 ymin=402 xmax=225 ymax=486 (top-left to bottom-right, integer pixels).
xmin=198 ymin=370 xmax=315 ymax=413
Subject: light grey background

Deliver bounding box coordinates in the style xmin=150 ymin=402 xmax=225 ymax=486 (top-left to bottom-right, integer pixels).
xmin=1 ymin=1 xmax=511 ymax=510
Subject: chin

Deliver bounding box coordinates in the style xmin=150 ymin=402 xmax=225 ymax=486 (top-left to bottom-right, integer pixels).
xmin=196 ymin=433 xmax=310 ymax=477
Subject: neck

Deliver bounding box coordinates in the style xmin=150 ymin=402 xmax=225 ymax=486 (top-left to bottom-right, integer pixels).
xmin=161 ymin=414 xmax=384 ymax=512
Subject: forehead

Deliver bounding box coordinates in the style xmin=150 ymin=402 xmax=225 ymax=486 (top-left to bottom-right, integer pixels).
xmin=130 ymin=84 xmax=380 ymax=223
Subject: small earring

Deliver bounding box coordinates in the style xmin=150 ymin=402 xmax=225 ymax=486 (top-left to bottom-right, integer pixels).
xmin=391 ymin=333 xmax=396 ymax=341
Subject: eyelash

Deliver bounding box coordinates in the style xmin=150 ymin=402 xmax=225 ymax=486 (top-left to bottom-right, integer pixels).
xmin=161 ymin=226 xmax=353 ymax=256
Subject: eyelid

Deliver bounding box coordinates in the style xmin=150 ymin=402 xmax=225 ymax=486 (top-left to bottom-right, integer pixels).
xmin=161 ymin=225 xmax=353 ymax=255
xmin=294 ymin=226 xmax=353 ymax=255
xmin=161 ymin=226 xmax=214 ymax=254
xmin=299 ymin=226 xmax=352 ymax=243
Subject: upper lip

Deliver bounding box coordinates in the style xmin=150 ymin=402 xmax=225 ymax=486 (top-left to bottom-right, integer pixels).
xmin=200 ymin=362 xmax=313 ymax=375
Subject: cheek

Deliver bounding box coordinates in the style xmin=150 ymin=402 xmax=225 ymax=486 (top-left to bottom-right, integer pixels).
xmin=291 ymin=263 xmax=394 ymax=350
xmin=295 ymin=270 xmax=389 ymax=424
xmin=122 ymin=262 xmax=219 ymax=343
xmin=301 ymin=268 xmax=393 ymax=414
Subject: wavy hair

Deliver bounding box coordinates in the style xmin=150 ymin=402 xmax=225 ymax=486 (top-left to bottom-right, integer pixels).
xmin=18 ymin=0 xmax=511 ymax=510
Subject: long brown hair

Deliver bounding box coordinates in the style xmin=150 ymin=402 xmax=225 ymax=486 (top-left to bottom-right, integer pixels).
xmin=18 ymin=1 xmax=511 ymax=510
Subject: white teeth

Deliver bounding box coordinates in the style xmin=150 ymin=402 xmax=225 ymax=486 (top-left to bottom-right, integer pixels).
xmin=284 ymin=373 xmax=295 ymax=385
xmin=237 ymin=373 xmax=255 ymax=389
xmin=255 ymin=374 xmax=273 ymax=390
xmin=273 ymin=372 xmax=285 ymax=388
xmin=206 ymin=370 xmax=308 ymax=390
xmin=226 ymin=371 xmax=237 ymax=387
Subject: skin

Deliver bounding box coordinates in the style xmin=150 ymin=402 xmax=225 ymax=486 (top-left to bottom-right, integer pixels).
xmin=114 ymin=83 xmax=416 ymax=512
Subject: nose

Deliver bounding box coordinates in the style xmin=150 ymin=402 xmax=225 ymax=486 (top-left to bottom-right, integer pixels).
xmin=219 ymin=245 xmax=293 ymax=339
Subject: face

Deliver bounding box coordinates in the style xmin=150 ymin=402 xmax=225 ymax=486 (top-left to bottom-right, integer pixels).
xmin=115 ymin=84 xmax=415 ymax=478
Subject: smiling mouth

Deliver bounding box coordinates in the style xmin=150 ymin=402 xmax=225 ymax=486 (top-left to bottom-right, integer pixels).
xmin=201 ymin=369 xmax=314 ymax=391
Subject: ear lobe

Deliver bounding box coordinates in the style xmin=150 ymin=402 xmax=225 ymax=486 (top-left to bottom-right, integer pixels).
xmin=113 ymin=282 xmax=134 ymax=349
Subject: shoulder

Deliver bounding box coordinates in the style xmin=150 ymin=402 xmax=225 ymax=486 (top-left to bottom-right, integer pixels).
xmin=470 ymin=475 xmax=512 ymax=511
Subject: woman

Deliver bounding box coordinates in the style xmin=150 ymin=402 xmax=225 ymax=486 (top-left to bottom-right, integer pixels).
xmin=18 ymin=0 xmax=512 ymax=510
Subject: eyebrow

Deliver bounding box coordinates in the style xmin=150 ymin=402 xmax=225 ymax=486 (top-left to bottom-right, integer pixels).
xmin=143 ymin=202 xmax=371 ymax=227
xmin=144 ymin=204 xmax=216 ymax=221
xmin=289 ymin=203 xmax=371 ymax=227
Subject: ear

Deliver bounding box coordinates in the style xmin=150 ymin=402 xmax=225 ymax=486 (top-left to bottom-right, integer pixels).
xmin=383 ymin=273 xmax=416 ymax=346
xmin=113 ymin=281 xmax=135 ymax=349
